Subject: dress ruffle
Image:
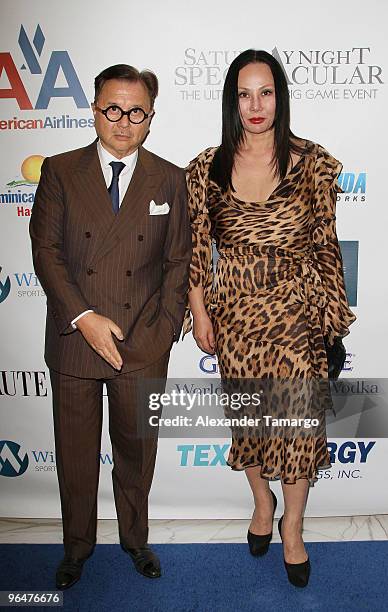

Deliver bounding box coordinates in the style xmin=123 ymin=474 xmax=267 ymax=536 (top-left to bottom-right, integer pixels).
xmin=311 ymin=146 xmax=356 ymax=345
xmin=182 ymin=148 xmax=217 ymax=336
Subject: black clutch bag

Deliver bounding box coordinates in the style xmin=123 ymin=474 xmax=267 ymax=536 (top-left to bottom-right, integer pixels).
xmin=325 ymin=336 xmax=346 ymax=380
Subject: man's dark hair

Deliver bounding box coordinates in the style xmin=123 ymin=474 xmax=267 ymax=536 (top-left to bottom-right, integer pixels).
xmin=210 ymin=49 xmax=307 ymax=192
xmin=94 ymin=64 xmax=159 ymax=107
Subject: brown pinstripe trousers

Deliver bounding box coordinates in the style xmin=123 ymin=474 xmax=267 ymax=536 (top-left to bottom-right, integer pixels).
xmin=50 ymin=352 xmax=169 ymax=559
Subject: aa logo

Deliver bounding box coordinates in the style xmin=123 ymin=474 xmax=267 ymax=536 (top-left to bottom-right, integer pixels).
xmin=0 ymin=25 xmax=89 ymax=109
xmin=0 ymin=266 xmax=11 ymax=304
xmin=0 ymin=440 xmax=29 ymax=477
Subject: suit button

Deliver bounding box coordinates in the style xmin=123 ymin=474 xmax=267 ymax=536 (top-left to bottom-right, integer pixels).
xmin=123 ymin=303 xmax=131 ymax=309
xmin=87 ymin=268 xmax=94 ymax=275
xmin=85 ymin=231 xmax=91 ymax=238
xmin=126 ymin=270 xmax=132 ymax=276
xmin=138 ymin=235 xmax=144 ymax=241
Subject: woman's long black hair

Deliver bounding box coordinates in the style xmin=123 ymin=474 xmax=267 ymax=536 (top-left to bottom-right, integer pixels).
xmin=209 ymin=49 xmax=306 ymax=192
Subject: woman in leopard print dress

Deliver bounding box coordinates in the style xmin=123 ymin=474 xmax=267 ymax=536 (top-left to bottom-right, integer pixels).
xmin=183 ymin=50 xmax=355 ymax=586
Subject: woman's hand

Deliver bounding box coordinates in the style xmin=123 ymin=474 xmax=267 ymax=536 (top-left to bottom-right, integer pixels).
xmin=188 ymin=286 xmax=216 ymax=354
xmin=193 ymin=312 xmax=216 ymax=354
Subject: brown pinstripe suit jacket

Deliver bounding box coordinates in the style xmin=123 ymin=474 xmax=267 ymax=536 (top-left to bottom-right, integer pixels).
xmin=30 ymin=141 xmax=191 ymax=378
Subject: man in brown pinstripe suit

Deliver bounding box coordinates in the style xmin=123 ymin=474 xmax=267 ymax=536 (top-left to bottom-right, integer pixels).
xmin=30 ymin=64 xmax=191 ymax=589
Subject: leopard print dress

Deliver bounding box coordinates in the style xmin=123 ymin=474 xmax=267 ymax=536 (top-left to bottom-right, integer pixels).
xmin=183 ymin=141 xmax=356 ymax=484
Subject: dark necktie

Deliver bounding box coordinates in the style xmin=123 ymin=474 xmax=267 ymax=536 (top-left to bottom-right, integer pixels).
xmin=108 ymin=161 xmax=125 ymax=214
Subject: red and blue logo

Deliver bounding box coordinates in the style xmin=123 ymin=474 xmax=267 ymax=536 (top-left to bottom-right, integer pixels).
xmin=0 ymin=26 xmax=94 ymax=131
xmin=0 ymin=25 xmax=88 ymax=110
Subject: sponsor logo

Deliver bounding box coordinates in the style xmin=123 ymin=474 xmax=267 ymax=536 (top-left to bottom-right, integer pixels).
xmin=0 ymin=266 xmax=46 ymax=300
xmin=175 ymin=47 xmax=384 ymax=102
xmin=198 ymin=353 xmax=355 ymax=374
xmin=0 ymin=440 xmax=29 ymax=477
xmin=0 ymin=445 xmax=115 ymax=475
xmin=0 ymin=266 xmax=11 ymax=304
xmin=199 ymin=354 xmax=219 ymax=375
xmin=0 ymin=370 xmax=48 ymax=397
xmin=0 ymin=25 xmax=94 ymax=130
xmin=31 ymin=450 xmax=57 ymax=472
xmin=13 ymin=272 xmax=45 ymax=297
xmin=327 ymin=441 xmax=375 ymax=463
xmin=32 ymin=450 xmax=115 ymax=472
xmin=1 ymin=155 xmax=45 ymax=216
xmin=317 ymin=440 xmax=376 ymax=480
xmin=176 ymin=440 xmax=376 ymax=468
xmin=337 ymin=171 xmax=366 ymax=203
xmin=177 ymin=443 xmax=229 ymax=466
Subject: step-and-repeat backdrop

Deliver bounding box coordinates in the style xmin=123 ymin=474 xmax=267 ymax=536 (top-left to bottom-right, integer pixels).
xmin=1 ymin=0 xmax=387 ymax=518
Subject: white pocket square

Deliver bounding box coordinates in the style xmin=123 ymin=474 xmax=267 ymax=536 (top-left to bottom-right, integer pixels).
xmin=149 ymin=200 xmax=170 ymax=215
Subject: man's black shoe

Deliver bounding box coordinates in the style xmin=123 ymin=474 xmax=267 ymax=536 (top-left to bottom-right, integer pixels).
xmin=121 ymin=544 xmax=161 ymax=578
xmin=55 ymin=556 xmax=86 ymax=590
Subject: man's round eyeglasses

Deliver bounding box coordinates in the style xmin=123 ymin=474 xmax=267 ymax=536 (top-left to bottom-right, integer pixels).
xmin=95 ymin=105 xmax=154 ymax=124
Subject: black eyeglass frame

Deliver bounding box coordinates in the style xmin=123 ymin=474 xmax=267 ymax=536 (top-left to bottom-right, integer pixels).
xmin=94 ymin=104 xmax=154 ymax=124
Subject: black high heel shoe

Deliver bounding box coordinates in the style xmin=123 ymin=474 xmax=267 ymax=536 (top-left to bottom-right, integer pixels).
xmin=247 ymin=489 xmax=277 ymax=556
xmin=278 ymin=515 xmax=310 ymax=588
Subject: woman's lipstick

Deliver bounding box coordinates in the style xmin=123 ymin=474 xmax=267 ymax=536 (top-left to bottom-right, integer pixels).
xmin=249 ymin=117 xmax=265 ymax=124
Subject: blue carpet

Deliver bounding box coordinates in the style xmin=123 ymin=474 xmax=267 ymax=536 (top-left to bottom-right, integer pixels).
xmin=0 ymin=542 xmax=387 ymax=611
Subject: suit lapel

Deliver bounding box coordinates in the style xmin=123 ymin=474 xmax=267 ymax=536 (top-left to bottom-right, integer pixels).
xmin=91 ymin=146 xmax=164 ymax=264
xmin=71 ymin=140 xmax=115 ymax=230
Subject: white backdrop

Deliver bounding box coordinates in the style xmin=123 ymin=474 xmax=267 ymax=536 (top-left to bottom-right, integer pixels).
xmin=0 ymin=0 xmax=387 ymax=518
